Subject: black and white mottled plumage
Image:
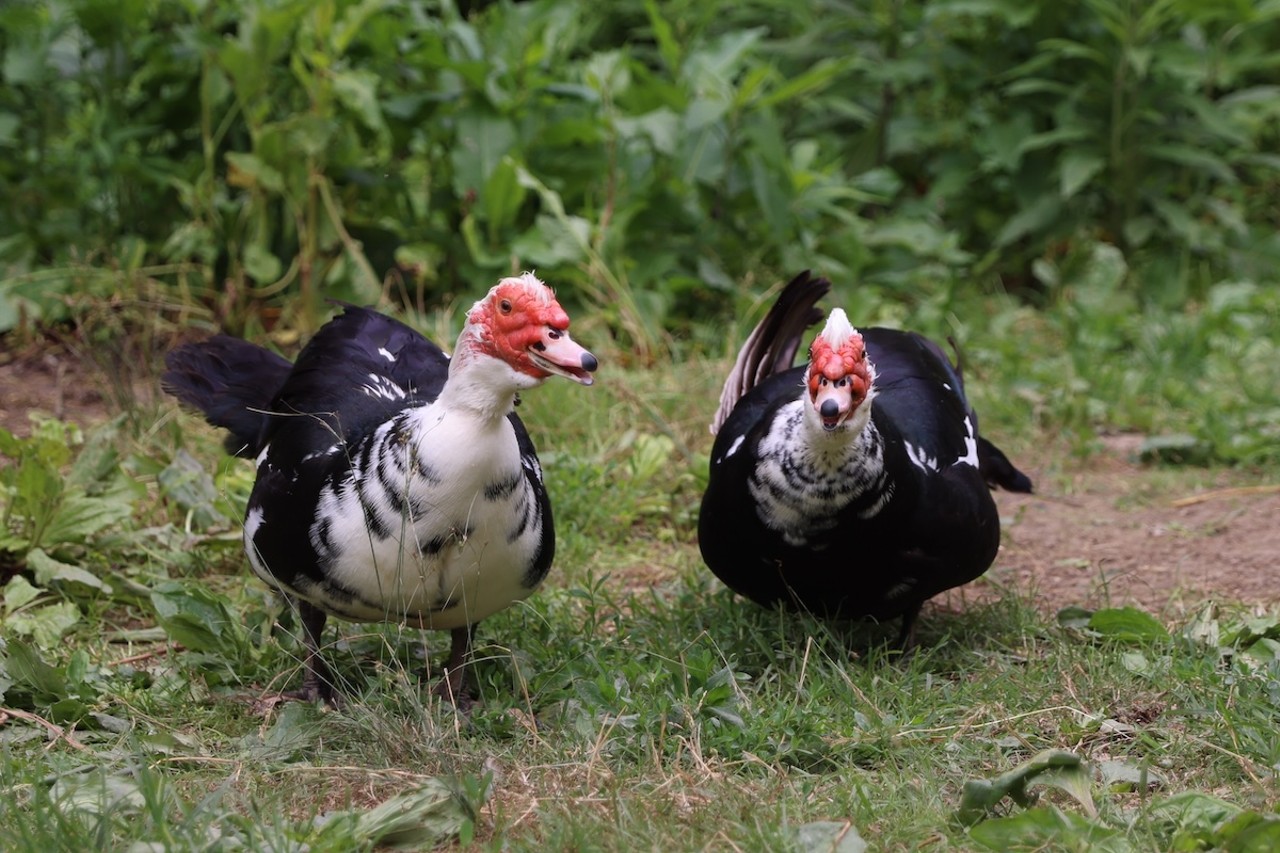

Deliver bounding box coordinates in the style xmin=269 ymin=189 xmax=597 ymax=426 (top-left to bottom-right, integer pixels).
xmin=163 ymin=274 xmax=597 ymax=706
xmin=698 ymin=271 xmax=1032 ymax=650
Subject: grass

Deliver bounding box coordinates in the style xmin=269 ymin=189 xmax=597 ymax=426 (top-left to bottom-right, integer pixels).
xmin=2 ymin=285 xmax=1280 ymax=849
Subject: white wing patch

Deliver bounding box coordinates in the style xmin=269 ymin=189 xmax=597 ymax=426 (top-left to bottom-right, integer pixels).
xmin=243 ymin=506 xmax=268 ymax=578
xmin=361 ymin=373 xmax=408 ymax=401
xmin=956 ymin=415 xmax=979 ymax=468
xmin=905 ymin=441 xmax=938 ymax=473
xmin=377 ymin=347 xmax=396 ymax=362
xmin=300 ymin=443 xmax=342 ymax=464
xmin=723 ymin=434 xmax=746 ymax=460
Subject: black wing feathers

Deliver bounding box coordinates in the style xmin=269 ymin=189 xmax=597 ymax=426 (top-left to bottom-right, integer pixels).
xmin=164 ymin=305 xmax=454 ymax=461
xmin=263 ymin=307 xmax=450 ymax=457
xmin=711 ymin=270 xmax=830 ymax=434
xmin=162 ymin=336 xmax=291 ymax=458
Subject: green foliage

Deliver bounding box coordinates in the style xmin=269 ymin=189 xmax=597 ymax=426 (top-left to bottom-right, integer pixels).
xmin=957 ymin=749 xmax=1096 ymax=827
xmin=0 ymin=360 xmax=1278 ymax=847
xmin=3 ymin=0 xmax=1276 ymax=340
xmin=0 ymin=757 xmax=490 ymax=851
xmin=0 ymin=418 xmax=138 ymax=557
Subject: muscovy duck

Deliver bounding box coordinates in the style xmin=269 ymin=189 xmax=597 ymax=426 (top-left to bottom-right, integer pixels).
xmin=698 ymin=271 xmax=1032 ymax=651
xmin=162 ymin=273 xmax=597 ymax=706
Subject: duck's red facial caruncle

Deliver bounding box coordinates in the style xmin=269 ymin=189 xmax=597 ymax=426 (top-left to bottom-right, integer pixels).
xmin=469 ymin=274 xmax=598 ymax=385
xmin=807 ymin=310 xmax=873 ymax=431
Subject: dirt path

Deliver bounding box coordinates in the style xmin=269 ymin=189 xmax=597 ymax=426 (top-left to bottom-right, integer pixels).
xmin=3 ymin=343 xmax=1276 ymax=615
xmin=988 ymin=457 xmax=1279 ymax=616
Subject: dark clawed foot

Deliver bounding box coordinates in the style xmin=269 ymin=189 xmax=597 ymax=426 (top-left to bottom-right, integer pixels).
xmin=251 ymin=677 xmax=343 ymax=715
xmin=285 ymin=682 xmax=344 ymax=709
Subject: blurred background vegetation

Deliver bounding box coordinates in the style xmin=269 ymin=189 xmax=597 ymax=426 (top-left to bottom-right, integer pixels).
xmin=1 ymin=6 xmax=1279 ymax=846
xmin=2 ymin=0 xmax=1278 ymax=459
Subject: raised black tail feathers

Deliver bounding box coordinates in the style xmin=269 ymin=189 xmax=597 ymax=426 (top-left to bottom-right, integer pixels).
xmin=977 ymin=436 xmax=1034 ymax=493
xmin=162 ymin=336 xmax=291 ymax=458
xmin=711 ymin=270 xmax=831 ymax=434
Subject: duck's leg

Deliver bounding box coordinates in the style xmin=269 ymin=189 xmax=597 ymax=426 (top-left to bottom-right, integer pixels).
xmin=432 ymin=624 xmax=477 ymax=711
xmin=283 ymin=599 xmax=341 ymax=706
xmin=895 ymin=601 xmax=922 ymax=657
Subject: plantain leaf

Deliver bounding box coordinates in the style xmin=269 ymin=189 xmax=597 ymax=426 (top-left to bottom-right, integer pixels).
xmin=6 ymin=600 xmax=82 ymax=649
xmin=150 ymin=581 xmax=246 ymax=658
xmin=157 ymin=450 xmax=229 ymax=529
xmin=1087 ymin=607 xmax=1170 ymax=643
xmin=968 ymin=805 xmax=1133 ymax=852
xmin=957 ymin=750 xmax=1095 ymax=826
xmin=26 ymin=548 xmax=113 ymax=596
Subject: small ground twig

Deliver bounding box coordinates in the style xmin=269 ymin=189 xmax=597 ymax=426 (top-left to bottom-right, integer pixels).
xmin=110 ymin=646 xmax=173 ymax=667
xmin=0 ymin=707 xmax=90 ymax=752
xmin=1171 ymin=484 xmax=1280 ymax=508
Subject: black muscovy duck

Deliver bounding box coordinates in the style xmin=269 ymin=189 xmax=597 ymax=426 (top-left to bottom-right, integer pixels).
xmin=698 ymin=271 xmax=1031 ymax=651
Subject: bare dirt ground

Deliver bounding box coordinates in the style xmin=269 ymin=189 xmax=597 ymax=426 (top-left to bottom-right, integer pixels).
xmin=3 ymin=340 xmax=1276 ymax=616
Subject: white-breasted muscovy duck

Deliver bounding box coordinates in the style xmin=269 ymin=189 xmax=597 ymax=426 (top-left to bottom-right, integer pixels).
xmin=698 ymin=271 xmax=1032 ymax=651
xmin=162 ymin=273 xmax=597 ymax=706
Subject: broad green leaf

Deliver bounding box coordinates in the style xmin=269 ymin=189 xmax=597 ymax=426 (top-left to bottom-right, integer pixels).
xmin=968 ymin=806 xmax=1133 ymax=852
xmin=615 ymin=108 xmax=680 ymax=156
xmin=1181 ymin=603 xmax=1221 ymax=646
xmin=1015 ymin=126 xmax=1089 ymax=158
xmin=1087 ymin=607 xmax=1170 ymax=642
xmin=755 ymin=57 xmax=849 ymax=110
xmin=957 ymin=749 xmax=1095 ymax=826
xmin=4 ymin=575 xmax=42 ymax=611
xmin=1096 ymin=759 xmax=1164 ymax=792
xmin=1037 ymin=38 xmax=1106 ymax=65
xmin=238 ymin=701 xmax=323 ymax=761
xmin=1220 ymin=614 xmax=1280 ymax=648
xmin=995 ymin=194 xmax=1063 ymax=248
xmin=4 ymin=639 xmax=68 ymax=700
xmin=26 ymin=547 xmax=113 ymax=596
xmin=158 ymin=450 xmax=230 ymax=530
xmin=1146 ymin=144 xmax=1236 ymax=184
xmin=243 ymin=243 xmax=283 ymax=285
xmin=1059 ymin=151 xmax=1105 ymax=199
xmin=331 ymin=0 xmax=388 ymax=55
xmin=41 ymin=483 xmax=137 ymax=546
xmin=65 ymin=418 xmax=122 ymax=487
xmin=1147 ymin=791 xmax=1240 ymax=846
xmin=480 ymin=156 xmax=527 ymax=237
xmin=688 ymin=27 xmax=764 ymax=84
xmin=451 ymin=111 xmax=517 ymax=196
xmin=150 ymin=581 xmax=245 ymax=657
xmin=50 ymin=770 xmax=147 ymax=818
xmin=511 ymin=213 xmax=590 ymax=267
xmin=1120 ymin=650 xmax=1153 ymax=675
xmin=1216 ymin=812 xmax=1280 ymax=851
xmin=6 ymin=601 xmax=82 ymax=649
xmin=332 ymin=68 xmax=387 ymax=137
xmin=642 ymin=0 xmax=681 ymax=72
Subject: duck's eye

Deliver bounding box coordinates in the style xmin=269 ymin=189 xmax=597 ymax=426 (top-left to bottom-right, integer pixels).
xmin=819 ymin=377 xmax=828 ymax=387
xmin=547 ymin=328 xmax=561 ymax=340
xmin=836 ymin=377 xmax=848 ymax=388
xmin=500 ymin=299 xmax=512 ymax=314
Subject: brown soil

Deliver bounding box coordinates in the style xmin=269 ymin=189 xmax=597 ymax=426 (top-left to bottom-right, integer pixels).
xmin=986 ymin=448 xmax=1280 ymax=616
xmin=3 ymin=339 xmax=1276 ymax=615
